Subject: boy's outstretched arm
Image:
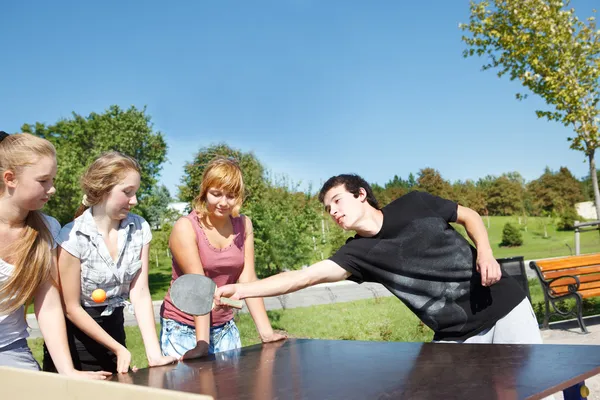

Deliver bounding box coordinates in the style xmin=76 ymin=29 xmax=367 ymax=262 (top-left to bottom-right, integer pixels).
xmin=456 ymin=205 xmax=501 ymax=287
xmin=215 ymin=260 xmax=351 ymax=302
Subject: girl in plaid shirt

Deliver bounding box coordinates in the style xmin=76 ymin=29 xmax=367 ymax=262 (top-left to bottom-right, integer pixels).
xmin=0 ymin=132 xmax=109 ymax=379
xmin=43 ymin=151 xmax=176 ymax=373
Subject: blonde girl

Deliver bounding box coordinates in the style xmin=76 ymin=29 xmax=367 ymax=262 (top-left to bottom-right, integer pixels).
xmin=44 ymin=151 xmax=176 ymax=373
xmin=0 ymin=132 xmax=108 ymax=379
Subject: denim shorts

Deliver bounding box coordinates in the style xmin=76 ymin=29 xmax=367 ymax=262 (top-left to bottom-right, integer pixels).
xmin=160 ymin=317 xmax=241 ymax=360
xmin=0 ymin=339 xmax=40 ymax=371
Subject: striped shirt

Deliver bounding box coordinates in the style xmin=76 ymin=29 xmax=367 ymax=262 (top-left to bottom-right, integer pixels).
xmin=57 ymin=209 xmax=151 ymax=316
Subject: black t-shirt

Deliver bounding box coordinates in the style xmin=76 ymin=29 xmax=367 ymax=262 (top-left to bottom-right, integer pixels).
xmin=330 ymin=191 xmax=526 ymax=341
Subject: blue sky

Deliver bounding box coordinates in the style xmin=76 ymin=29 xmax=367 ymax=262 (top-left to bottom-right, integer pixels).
xmin=1 ymin=1 xmax=598 ymax=198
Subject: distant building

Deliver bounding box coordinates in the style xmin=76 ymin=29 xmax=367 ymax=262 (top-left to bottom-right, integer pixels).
xmin=168 ymin=202 xmax=189 ymax=215
xmin=575 ymin=201 xmax=597 ymax=220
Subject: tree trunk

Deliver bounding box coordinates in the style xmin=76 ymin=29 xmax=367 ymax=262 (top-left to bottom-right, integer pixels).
xmin=588 ymin=150 xmax=600 ymax=221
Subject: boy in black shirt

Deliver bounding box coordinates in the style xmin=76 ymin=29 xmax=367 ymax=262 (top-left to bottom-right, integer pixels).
xmin=216 ymin=174 xmax=542 ymax=343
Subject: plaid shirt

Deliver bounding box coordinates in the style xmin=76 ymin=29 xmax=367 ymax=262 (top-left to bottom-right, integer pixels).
xmin=58 ymin=209 xmax=152 ymax=316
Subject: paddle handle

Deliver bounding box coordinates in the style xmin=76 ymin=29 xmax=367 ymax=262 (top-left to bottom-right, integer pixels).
xmin=220 ymin=297 xmax=243 ymax=309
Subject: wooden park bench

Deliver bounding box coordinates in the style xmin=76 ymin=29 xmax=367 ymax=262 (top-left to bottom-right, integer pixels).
xmin=529 ymin=253 xmax=600 ymax=333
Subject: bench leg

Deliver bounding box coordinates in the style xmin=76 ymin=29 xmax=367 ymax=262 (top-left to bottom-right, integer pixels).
xmin=563 ymin=381 xmax=590 ymax=399
xmin=575 ymin=295 xmax=589 ymax=334
xmin=543 ymin=294 xmax=550 ymax=329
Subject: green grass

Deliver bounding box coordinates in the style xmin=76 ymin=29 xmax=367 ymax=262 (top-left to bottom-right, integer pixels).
xmin=452 ymin=215 xmax=600 ymax=260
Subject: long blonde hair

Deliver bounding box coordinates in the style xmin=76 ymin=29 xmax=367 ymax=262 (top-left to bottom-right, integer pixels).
xmin=74 ymin=151 xmax=141 ymax=219
xmin=192 ymin=157 xmax=245 ymax=218
xmin=0 ymin=133 xmax=57 ymax=314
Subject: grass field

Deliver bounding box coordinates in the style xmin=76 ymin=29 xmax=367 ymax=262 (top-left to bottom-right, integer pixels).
xmin=452 ymin=215 xmax=600 ymax=260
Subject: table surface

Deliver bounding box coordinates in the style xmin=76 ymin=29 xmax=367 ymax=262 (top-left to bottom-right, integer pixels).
xmin=110 ymin=338 xmax=600 ymax=399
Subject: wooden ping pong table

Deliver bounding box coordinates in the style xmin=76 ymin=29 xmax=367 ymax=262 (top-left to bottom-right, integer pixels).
xmin=111 ymin=338 xmax=600 ymax=399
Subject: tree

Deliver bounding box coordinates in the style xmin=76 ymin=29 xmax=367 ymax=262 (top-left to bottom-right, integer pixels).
xmin=149 ymin=208 xmax=180 ymax=268
xmin=527 ymin=166 xmax=584 ymax=215
xmin=178 ymin=143 xmax=265 ymax=207
xmin=248 ymin=179 xmax=321 ymax=277
xmin=482 ymin=175 xmax=524 ymax=215
xmin=416 ymin=168 xmax=453 ymax=198
xmin=452 ymin=180 xmax=487 ymax=214
xmin=22 ymin=105 xmax=168 ymax=224
xmin=371 ymin=183 xmax=393 ymax=207
xmin=178 ymin=144 xmax=320 ymax=277
xmin=385 ymin=174 xmax=411 ymax=190
xmin=581 ymin=168 xmax=600 ymax=201
xmin=137 ymin=184 xmax=172 ymax=229
xmin=500 ymin=222 xmax=523 ymax=246
xmin=461 ymin=0 xmax=600 ymax=219
xmin=407 ymin=173 xmax=417 ymax=189
xmin=557 ymin=206 xmax=580 ymax=230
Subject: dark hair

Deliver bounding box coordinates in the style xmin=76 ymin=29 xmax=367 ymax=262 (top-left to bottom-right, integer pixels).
xmin=0 ymin=131 xmax=8 ymax=143
xmin=318 ymin=174 xmax=379 ymax=209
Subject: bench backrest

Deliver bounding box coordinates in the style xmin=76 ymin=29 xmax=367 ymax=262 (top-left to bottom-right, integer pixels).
xmin=531 ymin=253 xmax=600 ymax=297
xmin=497 ymin=256 xmax=531 ymax=301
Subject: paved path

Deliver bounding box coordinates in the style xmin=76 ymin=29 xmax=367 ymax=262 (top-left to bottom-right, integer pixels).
xmin=540 ymin=316 xmax=600 ymax=400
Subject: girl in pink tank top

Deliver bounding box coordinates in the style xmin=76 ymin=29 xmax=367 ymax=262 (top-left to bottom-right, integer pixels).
xmin=159 ymin=157 xmax=286 ymax=360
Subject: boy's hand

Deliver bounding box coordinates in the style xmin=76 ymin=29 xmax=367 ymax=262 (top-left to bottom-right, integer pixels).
xmin=477 ymin=253 xmax=502 ymax=287
xmin=214 ymin=284 xmax=242 ymax=307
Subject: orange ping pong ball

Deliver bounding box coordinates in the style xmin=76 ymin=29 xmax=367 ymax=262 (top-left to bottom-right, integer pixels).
xmin=91 ymin=289 xmax=107 ymax=303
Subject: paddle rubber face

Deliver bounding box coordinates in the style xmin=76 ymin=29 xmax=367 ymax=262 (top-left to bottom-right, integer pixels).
xmin=170 ymin=274 xmax=243 ymax=316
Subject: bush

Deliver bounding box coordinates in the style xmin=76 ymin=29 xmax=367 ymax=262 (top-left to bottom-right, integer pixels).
xmin=556 ymin=207 xmax=579 ymax=231
xmin=500 ymin=222 xmax=523 ymax=247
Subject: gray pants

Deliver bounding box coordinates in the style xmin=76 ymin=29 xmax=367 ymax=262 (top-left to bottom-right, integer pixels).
xmin=0 ymin=339 xmax=41 ymax=371
xmin=436 ymin=297 xmax=543 ymax=344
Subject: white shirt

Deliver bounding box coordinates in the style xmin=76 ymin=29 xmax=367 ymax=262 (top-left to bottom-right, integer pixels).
xmin=0 ymin=214 xmax=60 ymax=348
xmin=58 ymin=209 xmax=152 ymax=316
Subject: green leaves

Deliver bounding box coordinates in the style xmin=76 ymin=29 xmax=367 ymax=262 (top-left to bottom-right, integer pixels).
xmin=178 ymin=143 xmax=266 ymax=207
xmin=462 ymin=0 xmax=600 ymax=216
xmin=23 ymin=105 xmax=167 ymax=225
xmin=178 ymin=143 xmax=332 ymax=277
xmin=527 ymin=166 xmax=584 ymax=215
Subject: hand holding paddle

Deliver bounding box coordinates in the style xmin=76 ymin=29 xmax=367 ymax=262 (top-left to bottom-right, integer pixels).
xmin=171 ymin=274 xmax=243 ymax=316
xmin=213 ymin=284 xmax=243 ymax=308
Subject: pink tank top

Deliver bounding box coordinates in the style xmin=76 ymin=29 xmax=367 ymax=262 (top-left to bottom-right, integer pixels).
xmin=161 ymin=211 xmax=245 ymax=327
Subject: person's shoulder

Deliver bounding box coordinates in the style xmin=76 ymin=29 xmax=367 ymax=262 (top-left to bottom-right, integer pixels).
xmin=384 ymin=190 xmax=421 ymax=209
xmin=57 ymin=219 xmax=77 ymax=236
xmin=124 ymin=212 xmax=149 ymax=230
xmin=340 ymin=232 xmax=372 ymax=250
xmin=55 ymin=219 xmax=80 ymax=248
xmin=127 ymin=212 xmax=146 ymax=224
xmin=171 ymin=214 xmax=196 ymax=237
xmin=41 ymin=213 xmax=61 ymax=237
xmin=237 ymin=214 xmax=252 ymax=228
